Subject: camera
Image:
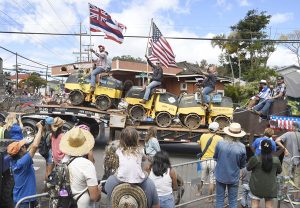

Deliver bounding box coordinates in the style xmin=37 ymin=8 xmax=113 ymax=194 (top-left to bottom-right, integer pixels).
xmin=41 ymin=120 xmax=45 ymax=126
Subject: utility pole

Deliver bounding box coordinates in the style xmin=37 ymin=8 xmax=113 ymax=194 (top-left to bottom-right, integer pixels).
xmin=73 ymin=23 xmax=88 ymax=68
xmin=15 ymin=53 xmax=19 ymax=90
xmin=80 ymin=22 xmax=82 ymax=63
xmin=45 ymin=65 xmax=48 ymax=95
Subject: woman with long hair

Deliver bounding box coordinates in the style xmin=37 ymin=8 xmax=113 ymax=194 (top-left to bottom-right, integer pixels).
xmin=4 ymin=112 xmax=23 ymax=140
xmin=50 ymin=117 xmax=65 ymax=164
xmin=149 ymin=151 xmax=178 ymax=208
xmin=144 ymin=126 xmax=161 ymax=157
xmin=247 ymin=139 xmax=282 ymax=208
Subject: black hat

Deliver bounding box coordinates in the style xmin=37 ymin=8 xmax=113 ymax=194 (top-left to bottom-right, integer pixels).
xmin=261 ymin=139 xmax=272 ymax=154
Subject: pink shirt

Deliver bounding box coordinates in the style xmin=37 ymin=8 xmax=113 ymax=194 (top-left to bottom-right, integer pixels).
xmin=51 ymin=133 xmax=65 ymax=164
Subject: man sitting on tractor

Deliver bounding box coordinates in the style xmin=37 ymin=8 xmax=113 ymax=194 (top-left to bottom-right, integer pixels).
xmin=253 ymin=76 xmax=286 ymax=117
xmin=90 ymin=45 xmax=108 ymax=93
xmin=139 ymin=55 xmax=163 ymax=104
xmin=201 ymin=65 xmax=217 ymax=107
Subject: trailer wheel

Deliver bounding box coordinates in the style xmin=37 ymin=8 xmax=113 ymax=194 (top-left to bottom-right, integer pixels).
xmin=95 ymin=95 xmax=112 ymax=111
xmin=69 ymin=90 xmax=85 ymax=106
xmin=155 ymin=112 xmax=172 ymax=127
xmin=22 ymin=119 xmax=37 ymax=138
xmin=213 ymin=116 xmax=231 ymax=130
xmin=184 ymin=113 xmax=202 ymax=129
xmin=129 ymin=105 xmax=145 ymax=121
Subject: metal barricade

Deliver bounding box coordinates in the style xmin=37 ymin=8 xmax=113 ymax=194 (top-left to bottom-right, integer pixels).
xmin=173 ymin=158 xmax=217 ymax=207
xmin=15 ymin=193 xmax=49 ymax=208
xmin=277 ymin=156 xmax=300 ymax=208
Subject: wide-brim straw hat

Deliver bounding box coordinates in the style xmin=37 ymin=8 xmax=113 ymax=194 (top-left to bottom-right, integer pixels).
xmin=223 ymin=122 xmax=246 ymax=138
xmin=51 ymin=117 xmax=65 ymax=132
xmin=111 ymin=183 xmax=147 ymax=208
xmin=60 ymin=127 xmax=95 ymax=156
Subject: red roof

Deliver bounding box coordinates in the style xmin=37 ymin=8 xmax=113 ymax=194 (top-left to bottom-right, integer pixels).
xmin=9 ymin=74 xmax=30 ymax=80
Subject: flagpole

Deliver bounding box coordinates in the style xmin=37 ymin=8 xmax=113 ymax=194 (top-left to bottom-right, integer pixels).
xmin=145 ymin=18 xmax=153 ymax=85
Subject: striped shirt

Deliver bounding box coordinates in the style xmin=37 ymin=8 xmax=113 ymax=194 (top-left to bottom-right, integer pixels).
xmin=258 ymin=86 xmax=271 ymax=99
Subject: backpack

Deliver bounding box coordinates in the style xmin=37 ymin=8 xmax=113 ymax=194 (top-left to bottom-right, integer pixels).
xmin=47 ymin=157 xmax=84 ymax=208
xmin=38 ymin=132 xmax=51 ymax=159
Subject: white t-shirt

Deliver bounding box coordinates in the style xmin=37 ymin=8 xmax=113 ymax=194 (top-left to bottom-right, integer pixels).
xmin=67 ymin=156 xmax=98 ymax=208
xmin=115 ymin=148 xmax=146 ymax=183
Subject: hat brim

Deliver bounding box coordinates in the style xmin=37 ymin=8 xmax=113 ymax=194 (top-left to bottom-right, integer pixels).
xmin=223 ymin=127 xmax=246 ymax=138
xmin=60 ymin=129 xmax=95 ymax=156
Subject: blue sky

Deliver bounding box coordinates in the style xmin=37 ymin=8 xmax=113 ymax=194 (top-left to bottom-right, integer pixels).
xmin=0 ymin=0 xmax=299 ymax=76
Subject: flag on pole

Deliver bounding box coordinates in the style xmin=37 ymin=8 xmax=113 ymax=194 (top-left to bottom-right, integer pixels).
xmin=89 ymin=3 xmax=126 ymax=44
xmin=147 ymin=22 xmax=176 ymax=67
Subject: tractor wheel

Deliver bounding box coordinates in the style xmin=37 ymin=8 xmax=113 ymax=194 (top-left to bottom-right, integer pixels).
xmin=69 ymin=90 xmax=85 ymax=106
xmin=213 ymin=116 xmax=231 ymax=130
xmin=129 ymin=105 xmax=145 ymax=121
xmin=184 ymin=113 xmax=202 ymax=129
xmin=155 ymin=112 xmax=172 ymax=127
xmin=95 ymin=95 xmax=112 ymax=111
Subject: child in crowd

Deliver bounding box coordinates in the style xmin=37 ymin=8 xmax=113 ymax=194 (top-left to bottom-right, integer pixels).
xmin=240 ymin=167 xmax=252 ymax=208
xmin=149 ymin=151 xmax=178 ymax=208
xmin=144 ymin=126 xmax=161 ymax=157
xmin=247 ymin=139 xmax=282 ymax=208
xmin=115 ymin=126 xmax=146 ymax=183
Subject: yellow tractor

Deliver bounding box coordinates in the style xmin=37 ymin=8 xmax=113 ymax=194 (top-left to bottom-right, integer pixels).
xmin=65 ymin=72 xmax=123 ymax=111
xmin=124 ymin=86 xmax=178 ymax=127
xmin=177 ymin=92 xmax=233 ymax=129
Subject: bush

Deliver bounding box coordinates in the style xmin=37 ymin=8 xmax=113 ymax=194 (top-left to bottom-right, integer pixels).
xmin=224 ymin=82 xmax=258 ymax=105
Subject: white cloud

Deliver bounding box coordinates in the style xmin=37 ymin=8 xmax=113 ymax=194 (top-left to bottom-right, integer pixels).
xmin=216 ymin=0 xmax=232 ymax=11
xmin=237 ymin=0 xmax=250 ymax=6
xmin=267 ymin=46 xmax=298 ymax=67
xmin=271 ymin=12 xmax=294 ymax=24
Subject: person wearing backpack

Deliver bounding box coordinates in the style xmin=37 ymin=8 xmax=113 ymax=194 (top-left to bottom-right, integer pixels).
xmin=196 ymin=122 xmax=223 ymax=200
xmin=50 ymin=117 xmax=66 ymax=164
xmin=59 ymin=127 xmax=101 ymax=208
xmin=38 ymin=117 xmax=55 ymax=183
xmin=7 ymin=121 xmax=43 ymax=207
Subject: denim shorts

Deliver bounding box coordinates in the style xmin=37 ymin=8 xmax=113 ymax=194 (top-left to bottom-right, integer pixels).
xmin=46 ymin=149 xmax=53 ymax=164
xmin=159 ymin=193 xmax=175 ymax=208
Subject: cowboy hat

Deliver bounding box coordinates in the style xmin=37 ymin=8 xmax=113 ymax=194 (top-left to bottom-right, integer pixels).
xmin=223 ymin=122 xmax=246 ymax=138
xmin=111 ymin=183 xmax=147 ymax=208
xmin=51 ymin=117 xmax=65 ymax=132
xmin=60 ymin=127 xmax=95 ymax=156
xmin=7 ymin=139 xmax=27 ymax=156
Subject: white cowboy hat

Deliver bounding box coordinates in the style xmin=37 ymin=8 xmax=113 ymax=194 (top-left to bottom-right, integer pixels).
xmin=223 ymin=122 xmax=246 ymax=138
xmin=60 ymin=127 xmax=95 ymax=156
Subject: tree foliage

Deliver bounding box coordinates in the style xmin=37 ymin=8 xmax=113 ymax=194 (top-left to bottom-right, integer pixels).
xmin=225 ymin=82 xmax=258 ymax=105
xmin=280 ymin=30 xmax=300 ymax=66
xmin=112 ymin=55 xmax=145 ymax=63
xmin=24 ymin=73 xmax=47 ymax=92
xmin=211 ymin=10 xmax=275 ymax=82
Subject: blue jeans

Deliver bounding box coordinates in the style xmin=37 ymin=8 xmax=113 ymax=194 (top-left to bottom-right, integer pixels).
xmin=253 ymin=99 xmax=274 ymax=116
xmin=202 ymin=86 xmax=214 ymax=103
xmin=216 ymin=181 xmax=239 ymax=208
xmin=143 ymin=81 xmax=161 ymax=100
xmin=159 ymin=194 xmax=175 ymax=208
xmin=90 ymin=67 xmax=105 ymax=87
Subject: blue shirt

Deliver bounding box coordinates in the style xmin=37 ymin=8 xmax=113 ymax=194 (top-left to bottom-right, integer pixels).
xmin=214 ymin=140 xmax=246 ymax=184
xmin=252 ymin=137 xmax=276 ymax=156
xmin=11 ymin=152 xmax=36 ymax=203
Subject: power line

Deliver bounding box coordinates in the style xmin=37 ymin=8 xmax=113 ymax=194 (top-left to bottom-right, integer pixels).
xmin=0 ymin=46 xmax=48 ymax=67
xmin=0 ymin=30 xmax=300 ymax=43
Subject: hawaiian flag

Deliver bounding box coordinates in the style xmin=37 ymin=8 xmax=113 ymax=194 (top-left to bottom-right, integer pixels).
xmin=147 ymin=22 xmax=176 ymax=68
xmin=270 ymin=116 xmax=300 ymax=130
xmin=89 ymin=3 xmax=126 ymax=44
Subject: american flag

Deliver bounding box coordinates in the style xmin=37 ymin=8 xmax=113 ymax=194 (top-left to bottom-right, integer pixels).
xmin=89 ymin=3 xmax=126 ymax=44
xmin=270 ymin=116 xmax=300 ymax=130
xmin=147 ymin=22 xmax=176 ymax=68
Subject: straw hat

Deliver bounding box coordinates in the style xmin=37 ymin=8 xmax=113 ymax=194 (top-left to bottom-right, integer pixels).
xmin=7 ymin=139 xmax=27 ymax=156
xmin=51 ymin=117 xmax=65 ymax=132
xmin=111 ymin=183 xmax=147 ymax=208
xmin=223 ymin=123 xmax=246 ymax=138
xmin=60 ymin=127 xmax=95 ymax=156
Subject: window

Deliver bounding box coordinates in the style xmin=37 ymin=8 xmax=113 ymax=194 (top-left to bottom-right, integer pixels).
xmin=180 ymin=83 xmax=187 ymax=91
